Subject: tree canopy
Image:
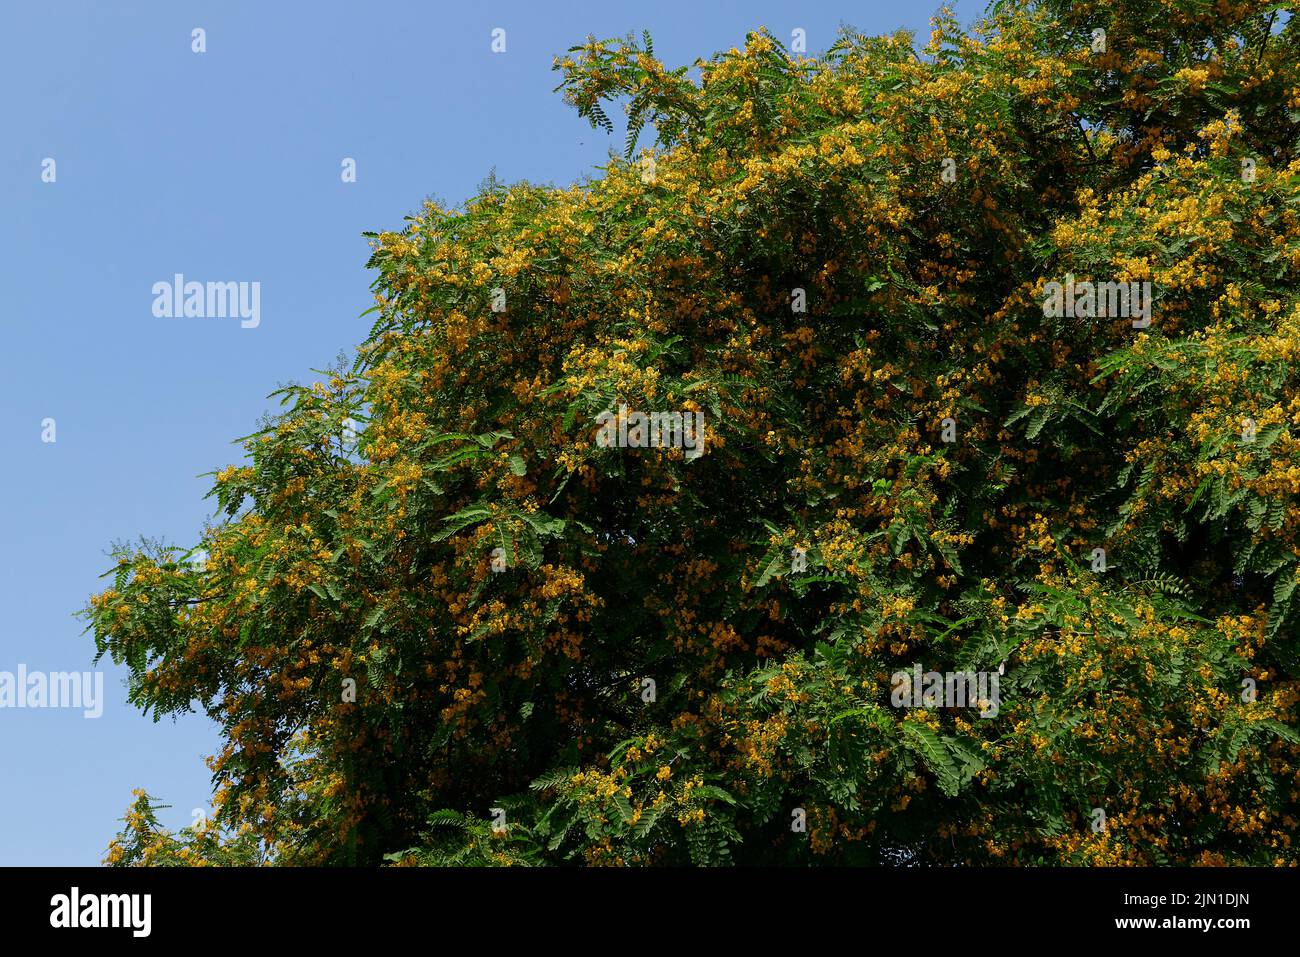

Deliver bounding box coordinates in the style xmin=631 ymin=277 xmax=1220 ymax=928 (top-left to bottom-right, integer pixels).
xmin=89 ymin=0 xmax=1300 ymax=866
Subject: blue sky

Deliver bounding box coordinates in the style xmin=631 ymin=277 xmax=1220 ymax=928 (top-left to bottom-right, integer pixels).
xmin=0 ymin=0 xmax=984 ymax=865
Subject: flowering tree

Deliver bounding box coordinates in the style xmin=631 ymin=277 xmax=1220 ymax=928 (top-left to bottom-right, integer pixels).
xmin=92 ymin=0 xmax=1300 ymax=866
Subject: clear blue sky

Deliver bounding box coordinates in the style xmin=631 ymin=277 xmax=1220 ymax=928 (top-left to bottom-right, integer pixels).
xmin=0 ymin=0 xmax=984 ymax=865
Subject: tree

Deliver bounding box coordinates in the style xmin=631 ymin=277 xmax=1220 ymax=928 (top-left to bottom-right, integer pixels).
xmin=90 ymin=0 xmax=1300 ymax=866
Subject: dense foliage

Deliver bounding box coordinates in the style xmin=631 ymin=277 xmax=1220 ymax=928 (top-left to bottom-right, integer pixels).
xmin=91 ymin=0 xmax=1300 ymax=866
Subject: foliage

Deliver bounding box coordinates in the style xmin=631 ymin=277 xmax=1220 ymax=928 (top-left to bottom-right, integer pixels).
xmin=105 ymin=791 xmax=267 ymax=866
xmin=90 ymin=0 xmax=1300 ymax=866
